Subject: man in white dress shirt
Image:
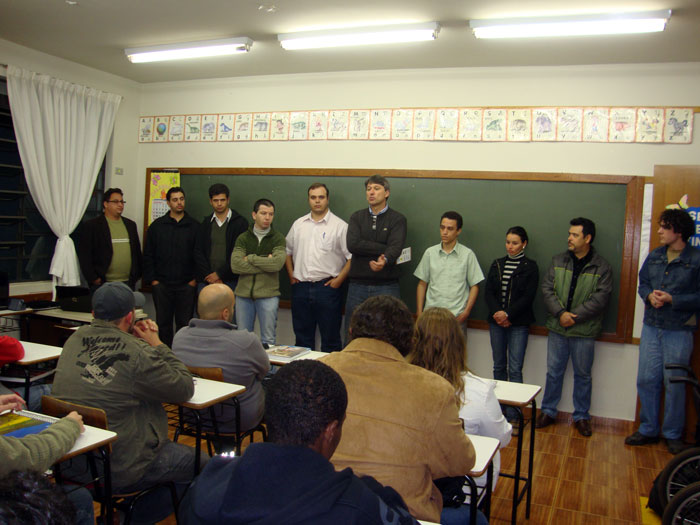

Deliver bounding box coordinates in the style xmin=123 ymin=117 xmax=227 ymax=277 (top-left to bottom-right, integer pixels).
xmin=285 ymin=183 xmax=352 ymax=351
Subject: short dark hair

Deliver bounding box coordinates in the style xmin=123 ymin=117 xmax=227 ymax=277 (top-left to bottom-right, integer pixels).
xmin=254 ymin=198 xmax=275 ymax=213
xmin=570 ymin=217 xmax=596 ymax=243
xmin=349 ymin=295 xmax=414 ymax=356
xmin=265 ymin=360 xmax=347 ymax=447
xmin=308 ymin=182 xmax=329 ymax=198
xmin=166 ymin=186 xmax=185 ymax=201
xmin=364 ymin=174 xmax=390 ymax=192
xmin=507 ymin=226 xmax=529 ymax=244
xmin=659 ymin=209 xmax=695 ymax=242
xmin=208 ymin=183 xmax=229 ymax=199
xmin=441 ymin=211 xmax=463 ymax=230
xmin=0 ymin=470 xmax=76 ymax=525
xmin=103 ymin=188 xmax=123 ymax=203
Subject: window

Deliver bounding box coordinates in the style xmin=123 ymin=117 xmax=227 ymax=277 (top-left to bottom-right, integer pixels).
xmin=0 ymin=79 xmax=105 ymax=282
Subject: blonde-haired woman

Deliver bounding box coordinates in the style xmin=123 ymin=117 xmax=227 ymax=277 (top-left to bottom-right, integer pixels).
xmin=409 ymin=307 xmax=512 ymax=496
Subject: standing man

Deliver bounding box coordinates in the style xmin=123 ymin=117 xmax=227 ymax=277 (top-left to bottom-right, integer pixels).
xmin=343 ymin=175 xmax=407 ymax=342
xmin=537 ymin=217 xmax=612 ymax=437
xmin=230 ymin=199 xmax=286 ymax=346
xmin=194 ymin=183 xmax=248 ymax=292
xmin=625 ymin=209 xmax=700 ymax=454
xmin=143 ymin=186 xmax=200 ymax=347
xmin=78 ymin=188 xmax=142 ymax=290
xmin=285 ymin=183 xmax=352 ymax=351
xmin=414 ymin=211 xmax=484 ymax=337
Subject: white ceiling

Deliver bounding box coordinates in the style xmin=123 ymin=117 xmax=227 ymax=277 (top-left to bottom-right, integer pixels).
xmin=1 ymin=0 xmax=698 ymax=84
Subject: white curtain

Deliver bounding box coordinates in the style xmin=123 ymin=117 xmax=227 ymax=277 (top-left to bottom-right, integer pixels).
xmin=6 ymin=65 xmax=122 ymax=287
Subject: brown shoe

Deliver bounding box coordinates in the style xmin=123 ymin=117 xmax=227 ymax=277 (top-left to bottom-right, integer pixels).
xmin=575 ymin=419 xmax=592 ymax=437
xmin=535 ymin=412 xmax=556 ymax=429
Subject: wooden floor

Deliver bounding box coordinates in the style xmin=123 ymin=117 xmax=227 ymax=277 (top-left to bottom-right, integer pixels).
xmin=138 ymin=413 xmax=670 ymax=524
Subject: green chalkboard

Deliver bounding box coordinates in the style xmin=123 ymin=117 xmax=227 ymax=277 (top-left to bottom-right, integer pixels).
xmin=161 ymin=169 xmax=635 ymax=337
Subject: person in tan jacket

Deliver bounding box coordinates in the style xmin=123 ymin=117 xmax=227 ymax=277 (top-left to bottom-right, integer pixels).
xmin=322 ymin=295 xmax=480 ymax=524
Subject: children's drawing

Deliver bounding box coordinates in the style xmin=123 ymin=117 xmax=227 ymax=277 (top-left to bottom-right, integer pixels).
xmin=154 ymin=116 xmax=169 ymax=142
xmin=252 ymin=113 xmax=271 ymax=140
xmin=582 ymin=108 xmax=608 ymax=142
xmin=217 ymin=114 xmax=234 ymax=141
xmin=349 ymin=110 xmax=369 ymax=140
xmin=557 ymin=108 xmax=582 ymax=141
xmin=270 ymin=112 xmax=289 ymax=140
xmin=290 ymin=112 xmax=309 ymax=140
xmin=435 ymin=109 xmax=458 ymax=141
xmin=532 ymin=108 xmax=556 ymax=141
xmin=234 ymin=113 xmax=252 ymax=141
xmin=185 ymin=115 xmax=201 ymax=142
xmin=608 ymin=108 xmax=636 ymax=142
xmin=139 ymin=117 xmax=154 ymax=142
xmin=458 ymin=109 xmax=482 ymax=141
xmin=391 ymin=109 xmax=413 ymax=140
xmin=507 ymin=109 xmax=531 ymax=141
xmin=309 ymin=111 xmax=328 ymax=140
xmin=482 ymin=109 xmax=506 ymax=141
xmin=328 ymin=111 xmax=349 ymax=140
xmin=664 ymin=108 xmax=693 ymax=143
xmin=370 ymin=109 xmax=392 ymax=140
xmin=168 ymin=116 xmax=184 ymax=142
xmin=635 ymin=108 xmax=663 ymax=142
xmin=413 ymin=109 xmax=435 ymax=140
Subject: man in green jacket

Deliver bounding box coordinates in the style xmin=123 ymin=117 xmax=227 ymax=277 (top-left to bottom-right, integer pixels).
xmin=230 ymin=198 xmax=286 ymax=345
xmin=536 ymin=217 xmax=612 ymax=437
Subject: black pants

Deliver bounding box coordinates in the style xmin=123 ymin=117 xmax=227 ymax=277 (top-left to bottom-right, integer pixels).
xmin=152 ymin=282 xmax=196 ymax=347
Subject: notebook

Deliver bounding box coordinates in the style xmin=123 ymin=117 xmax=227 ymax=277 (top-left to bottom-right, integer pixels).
xmin=266 ymin=345 xmax=311 ymax=362
xmin=0 ymin=410 xmax=55 ymax=438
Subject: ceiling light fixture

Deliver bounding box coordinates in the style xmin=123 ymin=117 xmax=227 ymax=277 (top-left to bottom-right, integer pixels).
xmin=125 ymin=37 xmax=253 ymax=63
xmin=469 ymin=9 xmax=671 ymax=39
xmin=278 ymin=22 xmax=440 ymax=50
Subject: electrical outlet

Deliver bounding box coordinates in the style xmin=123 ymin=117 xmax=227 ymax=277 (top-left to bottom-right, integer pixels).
xmin=115 ymin=167 xmax=124 ymax=176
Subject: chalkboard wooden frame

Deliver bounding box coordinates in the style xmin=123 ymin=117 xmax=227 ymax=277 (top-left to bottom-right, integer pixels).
xmin=144 ymin=167 xmax=644 ymax=344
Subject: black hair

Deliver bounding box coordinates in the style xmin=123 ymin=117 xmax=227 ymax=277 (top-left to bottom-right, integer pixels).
xmin=507 ymin=226 xmax=529 ymax=244
xmin=349 ymin=295 xmax=414 ymax=356
xmin=102 ymin=188 xmax=123 ymax=203
xmin=254 ymin=198 xmax=275 ymax=213
xmin=166 ymin=186 xmax=185 ymax=201
xmin=208 ymin=183 xmax=230 ymax=199
xmin=0 ymin=470 xmax=76 ymax=525
xmin=659 ymin=209 xmax=695 ymax=243
xmin=364 ymin=174 xmax=390 ymax=192
xmin=441 ymin=211 xmax=463 ymax=230
xmin=265 ymin=360 xmax=347 ymax=447
xmin=570 ymin=217 xmax=596 ymax=243
xmin=308 ymin=182 xmax=329 ymax=198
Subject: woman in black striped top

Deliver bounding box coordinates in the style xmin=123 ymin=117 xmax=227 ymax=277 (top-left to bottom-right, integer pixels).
xmin=485 ymin=227 xmax=539 ymax=421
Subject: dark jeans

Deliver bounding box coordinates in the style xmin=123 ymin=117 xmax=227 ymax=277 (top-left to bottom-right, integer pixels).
xmin=343 ymin=281 xmax=401 ymax=346
xmin=152 ymin=282 xmax=197 ymax=347
xmin=291 ymin=280 xmax=343 ymax=351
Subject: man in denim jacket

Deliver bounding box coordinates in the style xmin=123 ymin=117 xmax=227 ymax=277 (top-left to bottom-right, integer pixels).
xmin=625 ymin=209 xmax=700 ymax=454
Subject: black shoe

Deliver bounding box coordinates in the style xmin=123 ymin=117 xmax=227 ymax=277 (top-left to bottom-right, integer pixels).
xmin=666 ymin=439 xmax=688 ymax=455
xmin=624 ymin=431 xmax=660 ymax=446
xmin=574 ymin=419 xmax=592 ymax=437
xmin=535 ymin=412 xmax=556 ymax=429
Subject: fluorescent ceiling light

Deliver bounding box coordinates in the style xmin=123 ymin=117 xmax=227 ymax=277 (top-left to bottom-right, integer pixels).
xmin=278 ymin=22 xmax=440 ymax=50
xmin=125 ymin=37 xmax=253 ymax=63
xmin=469 ymin=10 xmax=671 ymax=39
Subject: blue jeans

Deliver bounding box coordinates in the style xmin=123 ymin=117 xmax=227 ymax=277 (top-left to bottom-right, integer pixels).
xmin=489 ymin=324 xmax=529 ymax=384
xmin=343 ymin=281 xmax=401 ymax=345
xmin=637 ymin=324 xmax=694 ymax=439
xmin=541 ymin=331 xmax=595 ymax=421
xmin=235 ymin=296 xmax=279 ymax=346
xmin=291 ymin=280 xmax=343 ymax=351
xmin=440 ymin=504 xmax=488 ymax=525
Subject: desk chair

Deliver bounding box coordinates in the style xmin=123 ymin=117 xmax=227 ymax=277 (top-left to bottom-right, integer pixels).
xmin=174 ymin=366 xmax=266 ymax=455
xmin=41 ymin=395 xmax=179 ymax=525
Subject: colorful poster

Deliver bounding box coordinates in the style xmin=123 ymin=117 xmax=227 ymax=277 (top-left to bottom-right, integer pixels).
xmin=185 ymin=115 xmax=201 ymax=142
xmin=169 ymin=115 xmax=185 ymax=142
xmin=507 ymin=109 xmax=531 ymax=142
xmin=413 ymin=109 xmax=435 ymax=140
xmin=664 ymin=108 xmax=693 ymax=143
xmin=391 ymin=109 xmax=413 ymax=140
xmin=458 ymin=109 xmax=482 ymax=141
xmin=557 ymin=108 xmax=583 ymax=142
xmin=609 ymin=108 xmax=636 ymax=143
xmin=217 ymin=114 xmax=234 ymax=141
xmin=582 ymin=108 xmax=609 ymax=142
xmin=349 ymin=110 xmax=370 ymax=140
xmin=234 ymin=113 xmax=252 ymax=141
xmin=482 ymin=109 xmax=506 ymax=141
xmin=139 ymin=117 xmax=154 ymax=143
xmin=154 ymin=116 xmax=169 ymax=142
xmin=252 ymin=113 xmax=271 ymax=141
xmin=328 ymin=110 xmax=349 ymax=140
xmin=435 ymin=109 xmax=458 ymax=141
xmin=635 ymin=108 xmax=664 ymax=143
xmin=270 ymin=112 xmax=289 ymax=141
xmin=369 ymin=109 xmax=392 ymax=140
xmin=201 ymin=114 xmax=217 ymax=142
xmin=309 ymin=111 xmax=329 ymax=140
xmin=532 ymin=108 xmax=556 ymax=141
xmin=290 ymin=112 xmax=309 ymax=140
xmin=148 ymin=170 xmax=180 ymax=226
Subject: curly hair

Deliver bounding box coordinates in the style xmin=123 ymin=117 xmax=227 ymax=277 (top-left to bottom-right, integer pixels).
xmin=349 ymin=295 xmax=414 ymax=356
xmin=408 ymin=307 xmax=469 ymax=404
xmin=0 ymin=470 xmax=76 ymax=525
xmin=659 ymin=209 xmax=695 ymax=242
xmin=265 ymin=359 xmax=347 ymax=447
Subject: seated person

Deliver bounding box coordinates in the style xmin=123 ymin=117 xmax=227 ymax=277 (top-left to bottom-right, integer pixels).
xmin=0 ymin=336 xmax=51 ymax=412
xmin=180 ymin=359 xmax=418 ymax=524
xmin=51 ymin=282 xmax=202 ymax=503
xmin=0 ymin=470 xmax=79 ymax=525
xmin=0 ymin=393 xmax=93 ymax=525
xmin=173 ymin=283 xmax=270 ymax=438
xmin=322 ymin=295 xmax=484 ymax=525
xmin=409 ymin=307 xmax=512 ymax=495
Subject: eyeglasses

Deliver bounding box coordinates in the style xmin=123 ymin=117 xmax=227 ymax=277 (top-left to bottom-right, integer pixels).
xmin=107 ymin=200 xmax=126 ymax=204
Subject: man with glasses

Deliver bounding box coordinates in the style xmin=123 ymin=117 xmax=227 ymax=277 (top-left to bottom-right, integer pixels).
xmin=78 ymin=188 xmax=142 ymax=291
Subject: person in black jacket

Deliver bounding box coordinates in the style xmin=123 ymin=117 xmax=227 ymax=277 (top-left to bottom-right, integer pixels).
xmin=193 ymin=183 xmax=248 ymax=293
xmin=78 ymin=188 xmax=142 ymax=290
xmin=485 ymin=226 xmax=538 ymax=420
xmin=143 ymin=187 xmax=200 ymax=346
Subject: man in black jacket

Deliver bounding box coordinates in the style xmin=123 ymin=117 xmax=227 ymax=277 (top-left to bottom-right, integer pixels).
xmin=143 ymin=187 xmax=200 ymax=346
xmin=78 ymin=188 xmax=142 ymax=290
xmin=193 ymin=183 xmax=248 ymax=293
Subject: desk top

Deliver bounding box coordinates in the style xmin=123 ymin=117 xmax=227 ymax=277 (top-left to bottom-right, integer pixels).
xmin=180 ymin=377 xmax=246 ymax=409
xmin=268 ymin=350 xmax=327 ymax=366
xmin=0 ymin=309 xmax=33 ymax=317
xmin=33 ymin=308 xmax=93 ymax=323
xmin=494 ymin=380 xmax=541 ymax=407
xmin=465 ymin=434 xmax=500 ymax=477
xmin=16 ymin=341 xmax=62 ymax=365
